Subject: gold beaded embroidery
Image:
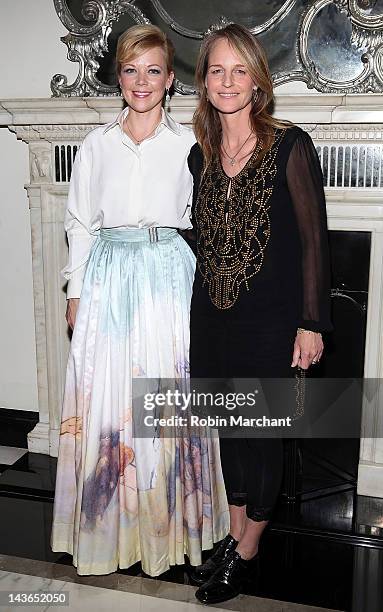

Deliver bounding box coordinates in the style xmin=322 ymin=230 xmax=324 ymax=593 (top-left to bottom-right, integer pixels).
xmin=196 ymin=129 xmax=286 ymax=309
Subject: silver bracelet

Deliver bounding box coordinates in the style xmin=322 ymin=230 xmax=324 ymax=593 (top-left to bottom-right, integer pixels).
xmin=297 ymin=327 xmax=322 ymax=337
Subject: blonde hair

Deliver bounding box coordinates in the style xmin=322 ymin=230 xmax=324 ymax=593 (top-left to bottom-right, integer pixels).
xmin=116 ymin=24 xmax=174 ymax=76
xmin=193 ymin=23 xmax=291 ymax=167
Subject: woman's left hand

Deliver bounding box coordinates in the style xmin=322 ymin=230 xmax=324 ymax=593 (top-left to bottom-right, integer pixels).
xmin=291 ymin=329 xmax=323 ymax=370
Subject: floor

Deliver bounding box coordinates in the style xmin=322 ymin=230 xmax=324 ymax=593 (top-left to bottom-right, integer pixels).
xmin=0 ymin=442 xmax=382 ymax=612
xmin=0 ymin=557 xmax=340 ymax=612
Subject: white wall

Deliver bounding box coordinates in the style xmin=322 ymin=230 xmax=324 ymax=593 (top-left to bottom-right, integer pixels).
xmin=0 ymin=0 xmax=76 ymax=411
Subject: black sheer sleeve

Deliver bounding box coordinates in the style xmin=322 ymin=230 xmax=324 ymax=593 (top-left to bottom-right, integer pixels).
xmin=182 ymin=143 xmax=204 ymax=253
xmin=187 ymin=143 xmax=204 ymax=228
xmin=286 ymin=130 xmax=333 ymax=332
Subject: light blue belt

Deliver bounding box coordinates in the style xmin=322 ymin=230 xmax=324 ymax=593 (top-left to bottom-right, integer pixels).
xmin=99 ymin=227 xmax=178 ymax=243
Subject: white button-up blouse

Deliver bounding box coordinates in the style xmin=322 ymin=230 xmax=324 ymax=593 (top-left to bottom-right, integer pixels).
xmin=62 ymin=107 xmax=196 ymax=298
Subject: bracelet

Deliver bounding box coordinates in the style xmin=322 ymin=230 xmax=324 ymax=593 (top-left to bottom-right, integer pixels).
xmin=297 ymin=327 xmax=322 ymax=337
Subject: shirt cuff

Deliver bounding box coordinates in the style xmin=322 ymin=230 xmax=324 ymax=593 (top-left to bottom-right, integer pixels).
xmin=66 ymin=273 xmax=84 ymax=299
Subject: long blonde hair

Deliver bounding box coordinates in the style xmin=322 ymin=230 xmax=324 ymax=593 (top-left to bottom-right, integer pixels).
xmin=193 ymin=23 xmax=291 ymax=167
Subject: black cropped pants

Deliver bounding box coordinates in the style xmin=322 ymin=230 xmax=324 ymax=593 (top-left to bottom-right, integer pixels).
xmin=190 ymin=311 xmax=296 ymax=522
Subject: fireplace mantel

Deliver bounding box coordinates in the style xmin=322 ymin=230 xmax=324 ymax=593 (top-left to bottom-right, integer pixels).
xmin=2 ymin=93 xmax=383 ymax=498
xmin=2 ymin=93 xmax=383 ymax=126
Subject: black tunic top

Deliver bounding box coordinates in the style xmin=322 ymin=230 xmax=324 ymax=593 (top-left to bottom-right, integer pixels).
xmin=187 ymin=126 xmax=332 ymax=335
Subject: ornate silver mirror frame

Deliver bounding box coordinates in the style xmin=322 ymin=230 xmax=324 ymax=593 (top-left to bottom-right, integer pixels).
xmin=52 ymin=0 xmax=383 ymax=96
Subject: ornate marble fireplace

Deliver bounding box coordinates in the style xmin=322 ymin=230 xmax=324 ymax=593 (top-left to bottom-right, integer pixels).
xmin=1 ymin=93 xmax=383 ymax=498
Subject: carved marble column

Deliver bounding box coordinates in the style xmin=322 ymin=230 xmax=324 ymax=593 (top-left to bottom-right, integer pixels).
xmin=8 ymin=127 xmax=75 ymax=455
xmin=357 ymin=225 xmax=383 ymax=498
xmin=0 ymin=98 xmax=123 ymax=457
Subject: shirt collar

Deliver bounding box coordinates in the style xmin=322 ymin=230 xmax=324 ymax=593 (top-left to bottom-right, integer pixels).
xmin=103 ymin=106 xmax=181 ymax=136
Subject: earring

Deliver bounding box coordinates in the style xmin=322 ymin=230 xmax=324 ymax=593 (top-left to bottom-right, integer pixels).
xmin=165 ymin=88 xmax=171 ymax=112
xmin=252 ymin=88 xmax=258 ymax=104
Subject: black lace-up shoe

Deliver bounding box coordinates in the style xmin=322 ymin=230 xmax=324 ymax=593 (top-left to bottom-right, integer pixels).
xmin=195 ymin=550 xmax=259 ymax=605
xmin=190 ymin=534 xmax=238 ymax=585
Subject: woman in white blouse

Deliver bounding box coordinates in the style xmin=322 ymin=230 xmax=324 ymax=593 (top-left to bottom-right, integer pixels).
xmin=50 ymin=24 xmax=228 ymax=577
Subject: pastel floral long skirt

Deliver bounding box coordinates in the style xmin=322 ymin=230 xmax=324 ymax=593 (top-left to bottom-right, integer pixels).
xmin=51 ymin=228 xmax=229 ymax=576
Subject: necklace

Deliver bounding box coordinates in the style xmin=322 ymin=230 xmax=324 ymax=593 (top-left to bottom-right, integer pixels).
xmin=124 ymin=118 xmax=159 ymax=145
xmin=233 ymin=143 xmax=258 ymax=166
xmin=221 ymin=131 xmax=255 ymax=166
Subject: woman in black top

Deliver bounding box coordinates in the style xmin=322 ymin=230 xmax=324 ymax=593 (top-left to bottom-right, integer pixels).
xmin=187 ymin=24 xmax=332 ymax=605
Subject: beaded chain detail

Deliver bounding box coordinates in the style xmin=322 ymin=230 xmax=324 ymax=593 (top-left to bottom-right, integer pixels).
xmin=196 ymin=129 xmax=286 ymax=309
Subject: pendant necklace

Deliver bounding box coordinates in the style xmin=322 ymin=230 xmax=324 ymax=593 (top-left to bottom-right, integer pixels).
xmin=221 ymin=131 xmax=254 ymax=166
xmin=124 ymin=119 xmax=159 ymax=145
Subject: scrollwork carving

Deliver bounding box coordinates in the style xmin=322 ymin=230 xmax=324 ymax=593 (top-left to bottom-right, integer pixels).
xmin=52 ymin=0 xmax=383 ymax=96
xmin=204 ymin=16 xmax=232 ymax=37
xmin=52 ymin=0 xmax=150 ymax=96
xmin=54 ymin=0 xmax=106 ymax=35
xmin=297 ymin=0 xmax=383 ymax=92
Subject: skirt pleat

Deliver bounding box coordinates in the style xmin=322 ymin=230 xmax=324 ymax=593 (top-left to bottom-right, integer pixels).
xmin=51 ymin=228 xmax=229 ymax=576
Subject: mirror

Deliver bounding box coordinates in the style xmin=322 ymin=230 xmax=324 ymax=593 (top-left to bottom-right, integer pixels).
xmin=306 ymin=3 xmax=365 ymax=83
xmin=52 ymin=0 xmax=383 ymax=95
xmin=95 ymin=0 xmax=307 ymax=89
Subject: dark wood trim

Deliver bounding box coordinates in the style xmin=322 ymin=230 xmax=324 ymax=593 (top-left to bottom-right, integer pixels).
xmin=270 ymin=524 xmax=383 ymax=549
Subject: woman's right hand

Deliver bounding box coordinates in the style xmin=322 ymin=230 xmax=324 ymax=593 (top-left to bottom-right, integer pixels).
xmin=66 ymin=298 xmax=80 ymax=330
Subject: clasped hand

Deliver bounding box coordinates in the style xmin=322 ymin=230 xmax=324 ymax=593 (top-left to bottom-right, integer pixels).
xmin=291 ymin=329 xmax=323 ymax=370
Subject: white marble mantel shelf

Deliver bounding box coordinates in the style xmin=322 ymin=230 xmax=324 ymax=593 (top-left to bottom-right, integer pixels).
xmin=2 ymin=93 xmax=383 ymax=126
xmin=2 ymin=94 xmax=383 ymax=500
